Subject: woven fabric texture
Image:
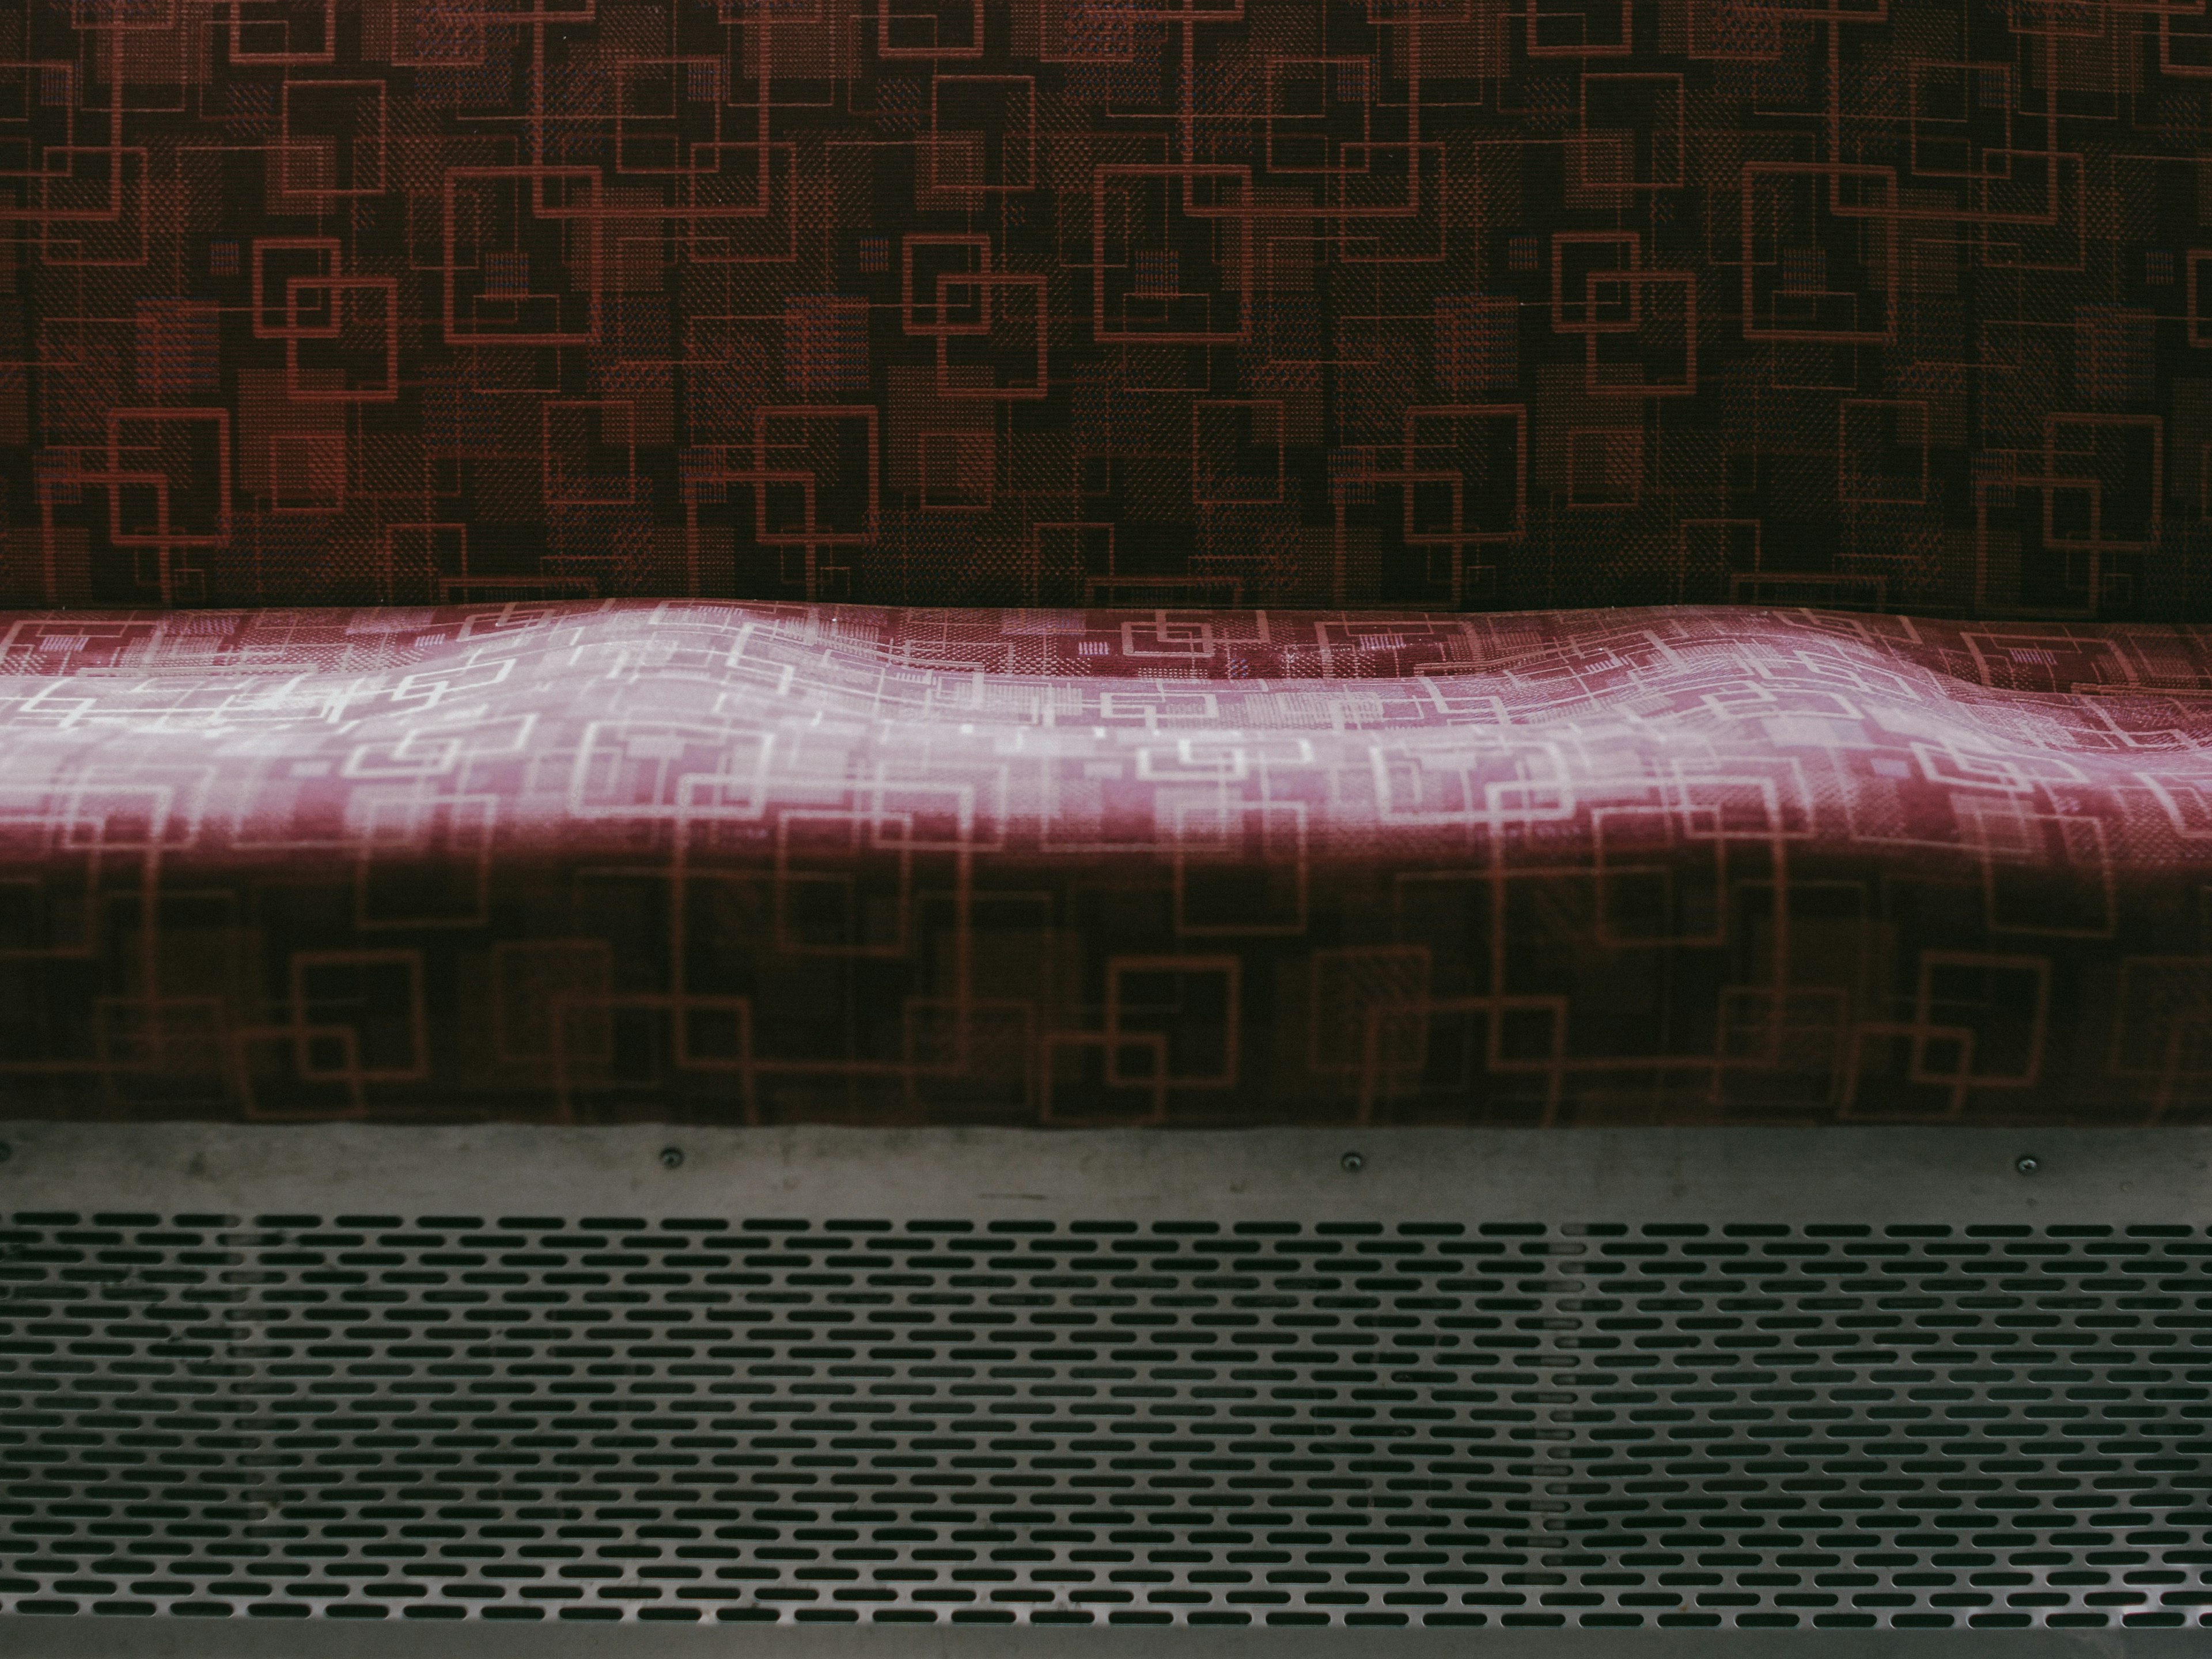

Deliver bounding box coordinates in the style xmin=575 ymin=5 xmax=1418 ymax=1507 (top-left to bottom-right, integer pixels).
xmin=0 ymin=599 xmax=2202 ymax=1124
xmin=0 ymin=0 xmax=2207 ymax=612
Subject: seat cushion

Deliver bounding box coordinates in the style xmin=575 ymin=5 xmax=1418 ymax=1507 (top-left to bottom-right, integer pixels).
xmin=0 ymin=601 xmax=2203 ymax=1124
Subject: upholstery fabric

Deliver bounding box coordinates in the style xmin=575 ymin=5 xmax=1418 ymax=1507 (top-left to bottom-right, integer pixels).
xmin=0 ymin=599 xmax=2206 ymax=1124
xmin=1 ymin=0 xmax=2208 ymax=613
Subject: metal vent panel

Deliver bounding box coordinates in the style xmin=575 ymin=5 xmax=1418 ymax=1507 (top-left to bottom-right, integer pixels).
xmin=1 ymin=1126 xmax=2209 ymax=1642
xmin=7 ymin=1199 xmax=2212 ymax=1628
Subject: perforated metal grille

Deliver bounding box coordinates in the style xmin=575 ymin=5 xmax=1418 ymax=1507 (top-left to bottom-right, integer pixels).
xmin=5 ymin=1211 xmax=2212 ymax=1631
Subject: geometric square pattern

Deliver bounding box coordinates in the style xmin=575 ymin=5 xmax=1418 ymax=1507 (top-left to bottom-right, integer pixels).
xmin=2 ymin=0 xmax=2211 ymax=614
xmin=0 ymin=598 xmax=2207 ymax=1125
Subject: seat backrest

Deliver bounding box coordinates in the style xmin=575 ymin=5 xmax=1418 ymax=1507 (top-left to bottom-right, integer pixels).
xmin=1 ymin=2 xmax=2200 ymax=616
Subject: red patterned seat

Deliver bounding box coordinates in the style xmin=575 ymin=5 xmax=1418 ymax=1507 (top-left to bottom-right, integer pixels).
xmin=0 ymin=600 xmax=2202 ymax=1126
xmin=3 ymin=0 xmax=2207 ymax=1136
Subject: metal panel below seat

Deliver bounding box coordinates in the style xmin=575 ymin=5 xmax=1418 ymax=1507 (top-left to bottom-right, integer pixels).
xmin=1 ymin=1124 xmax=2207 ymax=1651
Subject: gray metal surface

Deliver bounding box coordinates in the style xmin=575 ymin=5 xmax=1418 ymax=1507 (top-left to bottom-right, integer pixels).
xmin=0 ymin=1120 xmax=2204 ymax=1222
xmin=2 ymin=1125 xmax=2209 ymax=1647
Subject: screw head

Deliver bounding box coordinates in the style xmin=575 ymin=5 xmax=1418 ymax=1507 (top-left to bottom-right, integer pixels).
xmin=2015 ymin=1154 xmax=2040 ymax=1176
xmin=1341 ymin=1151 xmax=1365 ymax=1174
xmin=660 ymin=1146 xmax=685 ymax=1169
